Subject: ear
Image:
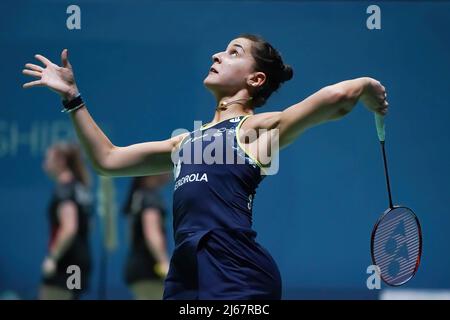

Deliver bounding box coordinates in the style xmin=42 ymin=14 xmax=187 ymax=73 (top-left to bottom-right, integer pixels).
xmin=247 ymin=71 xmax=266 ymax=88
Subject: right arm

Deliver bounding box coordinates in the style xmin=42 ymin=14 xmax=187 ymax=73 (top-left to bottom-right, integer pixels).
xmin=141 ymin=208 xmax=170 ymax=277
xmin=70 ymin=106 xmax=184 ymax=176
xmin=23 ymin=49 xmax=185 ymax=177
xmin=42 ymin=200 xmax=78 ymax=277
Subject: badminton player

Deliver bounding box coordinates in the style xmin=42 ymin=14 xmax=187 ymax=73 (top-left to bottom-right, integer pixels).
xmin=23 ymin=34 xmax=388 ymax=299
xmin=40 ymin=142 xmax=93 ymax=299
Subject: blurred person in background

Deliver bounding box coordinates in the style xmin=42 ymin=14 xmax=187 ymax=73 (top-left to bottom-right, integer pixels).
xmin=40 ymin=142 xmax=93 ymax=300
xmin=122 ymin=174 xmax=171 ymax=299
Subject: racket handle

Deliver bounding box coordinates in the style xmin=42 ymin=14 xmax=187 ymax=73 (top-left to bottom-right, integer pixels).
xmin=374 ymin=113 xmax=385 ymax=142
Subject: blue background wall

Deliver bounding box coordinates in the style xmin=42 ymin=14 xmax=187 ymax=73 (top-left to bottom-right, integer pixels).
xmin=1 ymin=0 xmax=449 ymax=299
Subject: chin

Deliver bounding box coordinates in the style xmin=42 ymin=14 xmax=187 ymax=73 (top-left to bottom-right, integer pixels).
xmin=203 ymin=74 xmax=214 ymax=84
xmin=203 ymin=78 xmax=219 ymax=90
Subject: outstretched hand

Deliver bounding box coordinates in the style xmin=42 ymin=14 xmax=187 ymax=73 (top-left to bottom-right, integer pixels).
xmin=22 ymin=49 xmax=79 ymax=101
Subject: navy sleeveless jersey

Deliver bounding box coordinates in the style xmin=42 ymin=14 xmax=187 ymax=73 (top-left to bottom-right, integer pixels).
xmin=163 ymin=115 xmax=282 ymax=300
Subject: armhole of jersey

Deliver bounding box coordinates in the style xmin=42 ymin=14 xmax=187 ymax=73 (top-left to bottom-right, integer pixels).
xmin=236 ymin=115 xmax=268 ymax=175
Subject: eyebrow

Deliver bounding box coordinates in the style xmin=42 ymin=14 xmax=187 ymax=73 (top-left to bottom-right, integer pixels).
xmin=230 ymin=43 xmax=245 ymax=53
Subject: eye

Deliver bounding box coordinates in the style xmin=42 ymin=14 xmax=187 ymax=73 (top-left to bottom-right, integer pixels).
xmin=230 ymin=50 xmax=239 ymax=57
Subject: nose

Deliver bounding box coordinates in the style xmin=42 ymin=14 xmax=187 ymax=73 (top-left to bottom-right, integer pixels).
xmin=212 ymin=52 xmax=221 ymax=64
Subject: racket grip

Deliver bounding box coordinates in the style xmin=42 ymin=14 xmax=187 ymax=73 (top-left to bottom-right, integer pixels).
xmin=374 ymin=113 xmax=385 ymax=142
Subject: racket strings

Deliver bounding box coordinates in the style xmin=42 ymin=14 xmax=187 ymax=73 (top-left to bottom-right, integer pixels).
xmin=372 ymin=207 xmax=421 ymax=285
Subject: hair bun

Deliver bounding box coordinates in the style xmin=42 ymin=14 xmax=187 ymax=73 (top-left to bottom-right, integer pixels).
xmin=281 ymin=64 xmax=293 ymax=82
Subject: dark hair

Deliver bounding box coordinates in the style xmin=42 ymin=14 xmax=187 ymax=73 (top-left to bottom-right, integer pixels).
xmin=238 ymin=33 xmax=293 ymax=108
xmin=52 ymin=142 xmax=91 ymax=187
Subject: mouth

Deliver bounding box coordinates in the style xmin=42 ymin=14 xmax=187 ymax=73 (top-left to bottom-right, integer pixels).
xmin=209 ymin=67 xmax=218 ymax=74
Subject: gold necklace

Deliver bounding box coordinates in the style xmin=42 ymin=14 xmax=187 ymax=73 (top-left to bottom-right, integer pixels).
xmin=216 ymin=97 xmax=253 ymax=111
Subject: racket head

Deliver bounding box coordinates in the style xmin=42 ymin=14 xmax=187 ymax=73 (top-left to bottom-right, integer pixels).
xmin=371 ymin=205 xmax=422 ymax=286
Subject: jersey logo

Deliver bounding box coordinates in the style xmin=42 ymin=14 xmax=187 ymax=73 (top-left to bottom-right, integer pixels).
xmin=229 ymin=117 xmax=241 ymax=123
xmin=174 ymin=172 xmax=208 ymax=191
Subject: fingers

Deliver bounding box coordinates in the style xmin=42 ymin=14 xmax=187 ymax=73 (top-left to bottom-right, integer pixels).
xmin=378 ymin=83 xmax=388 ymax=112
xmin=382 ymin=92 xmax=388 ymax=111
xmin=377 ymin=86 xmax=389 ymax=116
xmin=22 ymin=80 xmax=43 ymax=89
xmin=61 ymin=49 xmax=72 ymax=68
xmin=378 ymin=86 xmax=386 ymax=101
xmin=25 ymin=63 xmax=44 ymax=72
xmin=368 ymin=79 xmax=389 ymax=116
xmin=377 ymin=101 xmax=389 ymax=116
xmin=34 ymin=54 xmax=52 ymax=66
xmin=22 ymin=69 xmax=41 ymax=78
xmin=23 ymin=60 xmax=44 ymax=89
xmin=379 ymin=109 xmax=388 ymax=116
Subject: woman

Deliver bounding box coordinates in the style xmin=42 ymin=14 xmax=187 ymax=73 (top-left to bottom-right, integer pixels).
xmin=123 ymin=174 xmax=171 ymax=299
xmin=40 ymin=142 xmax=93 ymax=300
xmin=23 ymin=33 xmax=388 ymax=299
